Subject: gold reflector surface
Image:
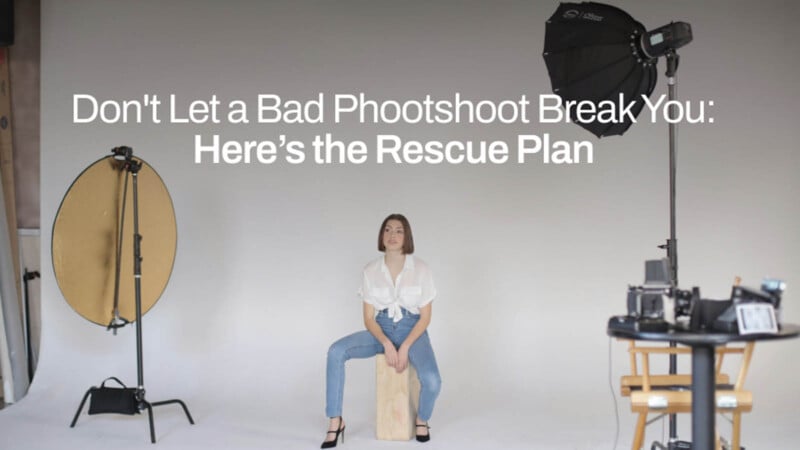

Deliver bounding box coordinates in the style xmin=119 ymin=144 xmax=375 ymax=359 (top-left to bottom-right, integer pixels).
xmin=52 ymin=156 xmax=177 ymax=326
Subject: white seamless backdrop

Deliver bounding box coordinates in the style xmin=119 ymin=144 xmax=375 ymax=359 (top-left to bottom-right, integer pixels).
xmin=1 ymin=1 xmax=799 ymax=449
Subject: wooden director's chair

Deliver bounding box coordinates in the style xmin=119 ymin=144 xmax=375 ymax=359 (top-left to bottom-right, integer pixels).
xmin=620 ymin=339 xmax=755 ymax=450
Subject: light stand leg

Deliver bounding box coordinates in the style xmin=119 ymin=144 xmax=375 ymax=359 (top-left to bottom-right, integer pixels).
xmin=70 ymin=388 xmax=93 ymax=428
xmin=152 ymin=399 xmax=196 ymax=424
xmin=143 ymin=400 xmax=155 ymax=443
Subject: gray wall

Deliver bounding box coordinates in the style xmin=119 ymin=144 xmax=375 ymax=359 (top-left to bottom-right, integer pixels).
xmin=9 ymin=1 xmax=800 ymax=448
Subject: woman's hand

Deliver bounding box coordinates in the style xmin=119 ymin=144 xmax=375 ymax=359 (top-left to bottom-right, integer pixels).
xmin=396 ymin=344 xmax=410 ymax=373
xmin=365 ymin=303 xmax=397 ymax=367
xmin=383 ymin=341 xmax=399 ymax=368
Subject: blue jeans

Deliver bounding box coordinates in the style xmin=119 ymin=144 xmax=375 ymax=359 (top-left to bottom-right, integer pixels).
xmin=325 ymin=309 xmax=442 ymax=421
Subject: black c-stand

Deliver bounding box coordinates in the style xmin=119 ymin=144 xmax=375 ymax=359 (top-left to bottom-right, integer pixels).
xmin=70 ymin=147 xmax=194 ymax=443
xmin=650 ymin=50 xmax=690 ymax=450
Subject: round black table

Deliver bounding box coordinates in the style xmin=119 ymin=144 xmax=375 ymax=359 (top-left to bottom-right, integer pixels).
xmin=607 ymin=322 xmax=800 ymax=450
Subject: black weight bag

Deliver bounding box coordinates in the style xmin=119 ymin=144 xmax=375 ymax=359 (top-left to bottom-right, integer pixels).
xmin=87 ymin=377 xmax=140 ymax=415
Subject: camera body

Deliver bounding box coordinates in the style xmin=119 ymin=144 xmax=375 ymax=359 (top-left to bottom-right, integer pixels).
xmin=627 ymin=259 xmax=680 ymax=325
xmin=625 ymin=259 xmax=694 ymax=327
xmin=626 ymin=284 xmax=673 ymax=322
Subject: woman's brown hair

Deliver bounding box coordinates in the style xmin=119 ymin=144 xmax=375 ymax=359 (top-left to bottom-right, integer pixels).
xmin=377 ymin=213 xmax=414 ymax=254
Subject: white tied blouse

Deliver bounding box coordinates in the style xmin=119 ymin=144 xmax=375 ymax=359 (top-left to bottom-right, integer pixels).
xmin=359 ymin=255 xmax=437 ymax=322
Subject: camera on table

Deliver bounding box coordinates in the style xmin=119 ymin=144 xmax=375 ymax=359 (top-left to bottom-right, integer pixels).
xmin=625 ymin=259 xmax=691 ymax=330
xmin=624 ymin=259 xmax=786 ymax=333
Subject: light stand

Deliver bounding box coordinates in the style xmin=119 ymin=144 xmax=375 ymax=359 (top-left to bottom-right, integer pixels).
xmin=652 ymin=49 xmax=687 ymax=450
xmin=70 ymin=148 xmax=194 ymax=443
xmin=543 ymin=5 xmax=694 ymax=449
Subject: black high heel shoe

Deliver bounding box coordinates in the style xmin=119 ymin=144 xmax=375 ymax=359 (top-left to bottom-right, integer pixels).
xmin=415 ymin=422 xmax=430 ymax=443
xmin=321 ymin=417 xmax=345 ymax=448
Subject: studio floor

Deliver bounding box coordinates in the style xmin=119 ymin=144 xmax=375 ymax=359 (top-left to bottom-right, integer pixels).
xmin=1 ymin=385 xmax=798 ymax=450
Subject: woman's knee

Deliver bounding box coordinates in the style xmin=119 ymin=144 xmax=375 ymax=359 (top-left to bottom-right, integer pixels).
xmin=327 ymin=341 xmax=348 ymax=363
xmin=419 ymin=370 xmax=442 ymax=395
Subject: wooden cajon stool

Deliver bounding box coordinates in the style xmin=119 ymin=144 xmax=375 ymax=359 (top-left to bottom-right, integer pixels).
xmin=375 ymin=354 xmax=420 ymax=440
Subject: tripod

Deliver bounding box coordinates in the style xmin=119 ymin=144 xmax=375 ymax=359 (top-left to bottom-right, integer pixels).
xmin=70 ymin=147 xmax=194 ymax=443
